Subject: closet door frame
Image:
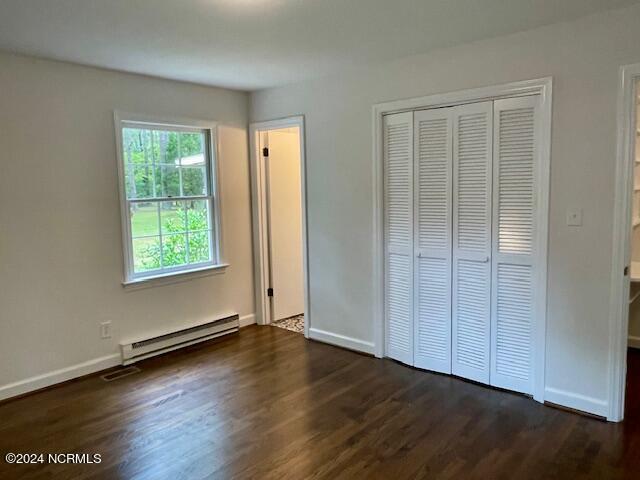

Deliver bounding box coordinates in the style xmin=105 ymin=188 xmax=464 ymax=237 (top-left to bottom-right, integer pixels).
xmin=373 ymin=77 xmax=552 ymax=403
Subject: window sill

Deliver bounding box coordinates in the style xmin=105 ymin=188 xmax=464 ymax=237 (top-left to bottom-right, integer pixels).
xmin=122 ymin=263 xmax=229 ymax=291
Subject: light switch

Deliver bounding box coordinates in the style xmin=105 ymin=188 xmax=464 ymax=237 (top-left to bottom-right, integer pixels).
xmin=566 ymin=208 xmax=583 ymax=227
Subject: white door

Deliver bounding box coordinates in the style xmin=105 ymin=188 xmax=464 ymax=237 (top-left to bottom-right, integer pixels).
xmin=384 ymin=112 xmax=414 ymax=365
xmin=490 ymin=96 xmax=538 ymax=395
xmin=266 ymin=128 xmax=305 ymax=321
xmin=413 ymin=108 xmax=453 ymax=373
xmin=382 ymin=96 xmax=543 ymax=396
xmin=451 ymin=101 xmax=493 ymax=384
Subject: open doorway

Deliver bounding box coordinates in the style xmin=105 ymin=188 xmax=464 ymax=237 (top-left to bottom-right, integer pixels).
xmin=612 ymin=65 xmax=640 ymax=422
xmin=626 ymin=79 xmax=640 ymax=420
xmin=249 ymin=117 xmax=309 ymax=337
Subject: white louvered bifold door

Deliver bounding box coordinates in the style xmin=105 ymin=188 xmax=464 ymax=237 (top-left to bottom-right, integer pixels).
xmin=384 ymin=112 xmax=414 ymax=365
xmin=451 ymin=101 xmax=493 ymax=384
xmin=490 ymin=96 xmax=539 ymax=395
xmin=413 ymin=108 xmax=452 ymax=373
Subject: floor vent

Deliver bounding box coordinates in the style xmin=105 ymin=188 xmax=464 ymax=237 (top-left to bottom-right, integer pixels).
xmin=120 ymin=314 xmax=239 ymax=365
xmin=101 ymin=366 xmax=140 ymax=382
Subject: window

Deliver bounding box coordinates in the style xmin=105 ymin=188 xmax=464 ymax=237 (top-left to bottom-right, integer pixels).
xmin=115 ymin=115 xmax=223 ymax=283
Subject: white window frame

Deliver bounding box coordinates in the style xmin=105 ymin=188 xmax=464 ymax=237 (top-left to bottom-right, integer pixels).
xmin=114 ymin=111 xmax=226 ymax=286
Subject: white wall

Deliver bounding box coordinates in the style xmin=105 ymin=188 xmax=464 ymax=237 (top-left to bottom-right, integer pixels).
xmin=251 ymin=4 xmax=640 ymax=416
xmin=0 ymin=52 xmax=254 ymax=397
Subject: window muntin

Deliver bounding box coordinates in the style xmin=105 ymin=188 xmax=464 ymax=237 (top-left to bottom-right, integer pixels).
xmin=119 ymin=121 xmax=218 ymax=281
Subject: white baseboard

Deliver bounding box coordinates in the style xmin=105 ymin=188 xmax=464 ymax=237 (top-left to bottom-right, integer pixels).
xmin=0 ymin=353 xmax=121 ymax=402
xmin=544 ymin=387 xmax=609 ymax=418
xmin=239 ymin=313 xmax=256 ymax=328
xmin=628 ymin=335 xmax=640 ymax=349
xmin=308 ymin=327 xmax=375 ymax=355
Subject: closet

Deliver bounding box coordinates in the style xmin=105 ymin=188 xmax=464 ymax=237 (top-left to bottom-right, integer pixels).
xmin=384 ymin=95 xmax=539 ymax=395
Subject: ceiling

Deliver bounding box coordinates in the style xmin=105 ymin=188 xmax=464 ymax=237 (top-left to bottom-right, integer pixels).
xmin=0 ymin=0 xmax=637 ymax=91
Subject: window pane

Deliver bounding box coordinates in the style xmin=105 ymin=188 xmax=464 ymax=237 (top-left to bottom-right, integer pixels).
xmin=133 ymin=237 xmax=161 ymax=273
xmin=186 ymin=200 xmax=210 ymax=231
xmin=123 ymin=128 xmax=151 ymax=165
xmin=158 ymin=164 xmax=181 ymax=197
xmin=130 ymin=202 xmax=159 ymax=237
xmin=126 ymin=165 xmax=155 ymax=199
xmin=188 ymin=231 xmax=211 ymax=264
xmin=160 ymin=201 xmax=186 ymax=234
xmin=179 ymin=132 xmax=205 ymax=165
xmin=124 ymin=166 xmax=135 ymax=198
xmin=153 ymin=130 xmax=180 ymax=165
xmin=182 ymin=167 xmax=207 ymax=196
xmin=162 ymin=234 xmax=187 ymax=267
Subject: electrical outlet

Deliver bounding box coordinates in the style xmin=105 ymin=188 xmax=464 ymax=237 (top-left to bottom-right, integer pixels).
xmin=100 ymin=321 xmax=112 ymax=339
xmin=566 ymin=208 xmax=583 ymax=227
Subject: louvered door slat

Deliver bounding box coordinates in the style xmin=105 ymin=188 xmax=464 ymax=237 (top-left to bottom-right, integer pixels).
xmin=490 ymin=96 xmax=538 ymax=395
xmin=451 ymin=101 xmax=493 ymax=384
xmin=413 ymin=108 xmax=452 ymax=373
xmin=384 ymin=112 xmax=414 ymax=365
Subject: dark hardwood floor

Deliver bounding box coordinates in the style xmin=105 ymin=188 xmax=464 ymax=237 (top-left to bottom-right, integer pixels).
xmin=1 ymin=326 xmax=640 ymax=479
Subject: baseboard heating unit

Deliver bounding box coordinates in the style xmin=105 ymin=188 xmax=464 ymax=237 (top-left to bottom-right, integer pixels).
xmin=120 ymin=314 xmax=239 ymax=365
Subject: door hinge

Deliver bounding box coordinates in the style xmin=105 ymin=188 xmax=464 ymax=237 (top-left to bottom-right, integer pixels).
xmin=267 ymin=287 xmax=274 ymax=297
xmin=262 ymin=147 xmax=269 ymax=157
xmin=624 ymin=265 xmax=630 ymax=276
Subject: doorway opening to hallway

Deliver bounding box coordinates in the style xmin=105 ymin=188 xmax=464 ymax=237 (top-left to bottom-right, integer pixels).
xmin=250 ymin=117 xmax=309 ymax=336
